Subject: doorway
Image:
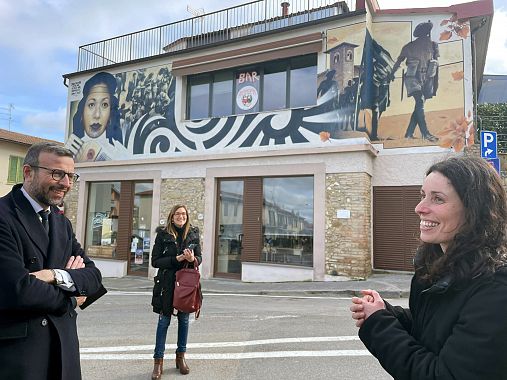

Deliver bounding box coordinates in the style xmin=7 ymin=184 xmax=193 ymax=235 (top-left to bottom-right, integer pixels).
xmin=216 ymin=180 xmax=244 ymax=278
xmin=84 ymin=180 xmax=153 ymax=277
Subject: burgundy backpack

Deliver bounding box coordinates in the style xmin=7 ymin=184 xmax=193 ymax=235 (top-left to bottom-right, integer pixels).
xmin=172 ymin=261 xmax=202 ymax=318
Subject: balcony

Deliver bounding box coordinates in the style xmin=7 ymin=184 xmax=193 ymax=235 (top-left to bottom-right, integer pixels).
xmin=77 ymin=0 xmax=359 ymax=72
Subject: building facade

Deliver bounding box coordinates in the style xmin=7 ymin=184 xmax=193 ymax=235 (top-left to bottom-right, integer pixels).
xmin=0 ymin=128 xmax=62 ymax=197
xmin=62 ymin=0 xmax=493 ymax=281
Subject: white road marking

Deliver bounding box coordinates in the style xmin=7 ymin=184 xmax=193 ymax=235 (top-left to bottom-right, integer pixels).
xmin=81 ymin=336 xmax=360 ymax=353
xmin=81 ymin=350 xmax=371 ymax=360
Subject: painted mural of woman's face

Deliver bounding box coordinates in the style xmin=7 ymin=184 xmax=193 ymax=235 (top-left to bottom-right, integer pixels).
xmin=82 ymin=83 xmax=111 ymax=138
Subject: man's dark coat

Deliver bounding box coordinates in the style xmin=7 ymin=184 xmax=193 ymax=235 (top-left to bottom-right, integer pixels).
xmin=0 ymin=184 xmax=102 ymax=380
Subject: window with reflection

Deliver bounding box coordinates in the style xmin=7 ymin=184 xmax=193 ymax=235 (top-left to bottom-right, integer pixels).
xmin=130 ymin=182 xmax=153 ymax=275
xmin=262 ymin=176 xmax=313 ymax=267
xmin=212 ymin=71 xmax=233 ymax=117
xmin=186 ymin=54 xmax=317 ymax=119
xmin=217 ymin=180 xmax=244 ymax=275
xmin=290 ymin=55 xmax=317 ymax=108
xmin=263 ymin=60 xmax=287 ymax=111
xmin=85 ymin=182 xmax=121 ymax=259
xmin=188 ymin=74 xmax=210 ymax=119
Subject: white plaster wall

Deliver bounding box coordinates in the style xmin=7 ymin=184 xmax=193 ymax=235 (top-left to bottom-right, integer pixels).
xmin=242 ymin=262 xmax=313 ymax=282
xmin=372 ymin=146 xmax=455 ymax=186
xmin=94 ymin=259 xmax=127 ymax=278
xmin=75 ymin=140 xmax=376 ymax=178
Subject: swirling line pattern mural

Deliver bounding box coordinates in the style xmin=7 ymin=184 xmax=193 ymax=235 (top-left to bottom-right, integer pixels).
xmin=124 ymin=87 xmax=347 ymax=157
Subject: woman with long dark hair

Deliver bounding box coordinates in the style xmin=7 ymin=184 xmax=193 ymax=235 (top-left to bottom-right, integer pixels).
xmin=150 ymin=204 xmax=201 ymax=378
xmin=350 ymin=155 xmax=507 ymax=379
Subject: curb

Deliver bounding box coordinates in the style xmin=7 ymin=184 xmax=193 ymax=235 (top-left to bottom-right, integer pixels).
xmin=202 ymin=289 xmax=409 ymax=298
xmin=104 ymin=288 xmax=410 ymax=298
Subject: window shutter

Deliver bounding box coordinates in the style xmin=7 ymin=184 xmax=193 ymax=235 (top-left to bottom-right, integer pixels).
xmin=241 ymin=177 xmax=263 ymax=263
xmin=16 ymin=157 xmax=23 ymax=183
xmin=7 ymin=156 xmax=23 ymax=184
xmin=116 ymin=181 xmax=133 ymax=263
xmin=373 ymin=186 xmax=420 ymax=271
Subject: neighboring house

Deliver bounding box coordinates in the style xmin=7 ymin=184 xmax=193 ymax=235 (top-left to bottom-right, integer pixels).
xmin=478 ymin=74 xmax=507 ymax=177
xmin=62 ymin=0 xmax=493 ymax=281
xmin=479 ymin=74 xmax=507 ymax=104
xmin=0 ymin=128 xmax=62 ymax=196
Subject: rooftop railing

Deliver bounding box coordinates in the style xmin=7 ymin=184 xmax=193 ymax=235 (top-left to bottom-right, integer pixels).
xmin=77 ymin=0 xmax=356 ymax=72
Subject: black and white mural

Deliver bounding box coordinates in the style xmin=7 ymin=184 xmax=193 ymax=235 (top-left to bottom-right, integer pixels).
xmin=66 ymin=63 xmax=365 ymax=162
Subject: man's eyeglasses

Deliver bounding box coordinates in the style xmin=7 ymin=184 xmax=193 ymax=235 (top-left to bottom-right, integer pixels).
xmin=31 ymin=165 xmax=80 ymax=183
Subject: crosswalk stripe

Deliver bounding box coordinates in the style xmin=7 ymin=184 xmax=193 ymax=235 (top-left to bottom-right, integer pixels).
xmin=81 ymin=336 xmax=360 ymax=353
xmin=81 ymin=350 xmax=371 ymax=360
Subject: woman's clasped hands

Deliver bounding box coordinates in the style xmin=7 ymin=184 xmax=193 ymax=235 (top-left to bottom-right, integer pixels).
xmin=350 ymin=289 xmax=385 ymax=327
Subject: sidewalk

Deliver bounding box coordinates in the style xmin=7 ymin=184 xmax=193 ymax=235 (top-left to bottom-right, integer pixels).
xmin=101 ymin=272 xmax=412 ymax=298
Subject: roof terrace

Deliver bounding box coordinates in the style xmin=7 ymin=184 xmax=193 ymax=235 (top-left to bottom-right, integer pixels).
xmin=76 ymin=0 xmax=359 ymax=72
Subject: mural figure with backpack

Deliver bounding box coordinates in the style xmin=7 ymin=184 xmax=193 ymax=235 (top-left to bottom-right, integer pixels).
xmin=389 ymin=20 xmax=439 ymax=142
xmin=150 ymin=204 xmax=202 ymax=378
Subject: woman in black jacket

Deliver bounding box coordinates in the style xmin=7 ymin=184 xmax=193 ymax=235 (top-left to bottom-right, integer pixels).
xmin=150 ymin=204 xmax=201 ymax=379
xmin=350 ymin=155 xmax=507 ymax=379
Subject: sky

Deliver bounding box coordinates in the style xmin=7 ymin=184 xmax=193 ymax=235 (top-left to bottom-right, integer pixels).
xmin=0 ymin=0 xmax=506 ymax=142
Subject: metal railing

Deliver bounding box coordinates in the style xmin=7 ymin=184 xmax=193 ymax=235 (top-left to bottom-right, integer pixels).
xmin=77 ymin=0 xmax=356 ymax=72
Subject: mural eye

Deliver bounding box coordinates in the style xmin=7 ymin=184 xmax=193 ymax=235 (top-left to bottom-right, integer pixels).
xmin=102 ymin=101 xmax=110 ymax=109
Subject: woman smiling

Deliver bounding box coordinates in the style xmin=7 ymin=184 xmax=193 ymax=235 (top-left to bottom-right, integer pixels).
xmin=350 ymin=155 xmax=507 ymax=380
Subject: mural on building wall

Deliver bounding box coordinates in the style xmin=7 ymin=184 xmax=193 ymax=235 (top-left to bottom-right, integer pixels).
xmin=65 ymin=14 xmax=474 ymax=162
xmin=316 ymin=22 xmax=365 ymax=141
xmin=67 ymin=65 xmax=175 ymax=161
xmin=66 ymin=62 xmax=363 ymax=162
xmin=321 ymin=15 xmax=473 ymax=150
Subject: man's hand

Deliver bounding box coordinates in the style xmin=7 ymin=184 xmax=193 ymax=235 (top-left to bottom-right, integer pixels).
xmin=75 ymin=296 xmax=87 ymax=307
xmin=66 ymin=255 xmax=85 ymax=269
xmin=30 ymin=255 xmax=84 ymax=283
xmin=30 ymin=269 xmax=55 ymax=284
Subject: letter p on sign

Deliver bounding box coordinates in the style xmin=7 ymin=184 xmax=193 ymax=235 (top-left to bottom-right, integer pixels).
xmin=480 ymin=131 xmax=497 ymax=158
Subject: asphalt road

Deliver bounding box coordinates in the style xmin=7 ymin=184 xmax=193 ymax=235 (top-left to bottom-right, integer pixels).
xmin=78 ymin=291 xmax=408 ymax=379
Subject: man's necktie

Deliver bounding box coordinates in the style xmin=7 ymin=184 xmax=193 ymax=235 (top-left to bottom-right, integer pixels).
xmin=39 ymin=210 xmax=49 ymax=234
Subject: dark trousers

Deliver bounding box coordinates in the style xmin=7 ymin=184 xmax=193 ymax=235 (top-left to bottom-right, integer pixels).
xmin=405 ymin=91 xmax=431 ymax=138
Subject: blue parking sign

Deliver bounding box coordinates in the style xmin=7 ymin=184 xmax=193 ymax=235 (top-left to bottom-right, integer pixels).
xmin=486 ymin=158 xmax=501 ymax=174
xmin=480 ymin=131 xmax=497 ymax=158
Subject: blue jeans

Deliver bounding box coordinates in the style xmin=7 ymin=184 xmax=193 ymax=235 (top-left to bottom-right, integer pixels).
xmin=153 ymin=312 xmax=190 ymax=359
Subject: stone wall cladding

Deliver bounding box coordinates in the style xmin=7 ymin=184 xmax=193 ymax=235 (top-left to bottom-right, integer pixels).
xmin=65 ymin=181 xmax=79 ymax=231
xmin=159 ymin=178 xmax=206 ymax=248
xmin=326 ymin=172 xmax=371 ymax=279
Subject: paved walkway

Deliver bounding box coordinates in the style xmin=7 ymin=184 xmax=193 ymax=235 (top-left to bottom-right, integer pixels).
xmin=102 ymin=272 xmax=412 ymax=298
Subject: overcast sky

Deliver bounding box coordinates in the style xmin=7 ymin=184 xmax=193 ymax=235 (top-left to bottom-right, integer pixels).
xmin=0 ymin=0 xmax=505 ymax=141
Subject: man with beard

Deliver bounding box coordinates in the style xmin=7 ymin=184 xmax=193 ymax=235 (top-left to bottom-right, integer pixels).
xmin=0 ymin=142 xmax=103 ymax=380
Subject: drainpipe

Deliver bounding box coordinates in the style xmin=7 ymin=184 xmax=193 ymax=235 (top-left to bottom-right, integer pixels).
xmin=471 ymin=17 xmax=487 ymax=140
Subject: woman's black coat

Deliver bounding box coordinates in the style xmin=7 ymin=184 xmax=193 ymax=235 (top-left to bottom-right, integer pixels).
xmin=151 ymin=225 xmax=201 ymax=316
xmin=358 ymin=268 xmax=507 ymax=380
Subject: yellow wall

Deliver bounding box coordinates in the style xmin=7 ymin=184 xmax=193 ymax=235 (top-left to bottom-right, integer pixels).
xmin=0 ymin=141 xmax=28 ymax=196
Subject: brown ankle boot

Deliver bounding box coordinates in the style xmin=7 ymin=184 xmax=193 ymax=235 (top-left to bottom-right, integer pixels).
xmin=151 ymin=358 xmax=163 ymax=380
xmin=175 ymin=352 xmax=190 ymax=375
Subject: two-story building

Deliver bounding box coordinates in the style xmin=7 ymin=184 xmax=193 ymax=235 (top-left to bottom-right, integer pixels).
xmin=62 ymin=0 xmax=494 ymax=281
xmin=0 ymin=128 xmax=62 ymax=196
